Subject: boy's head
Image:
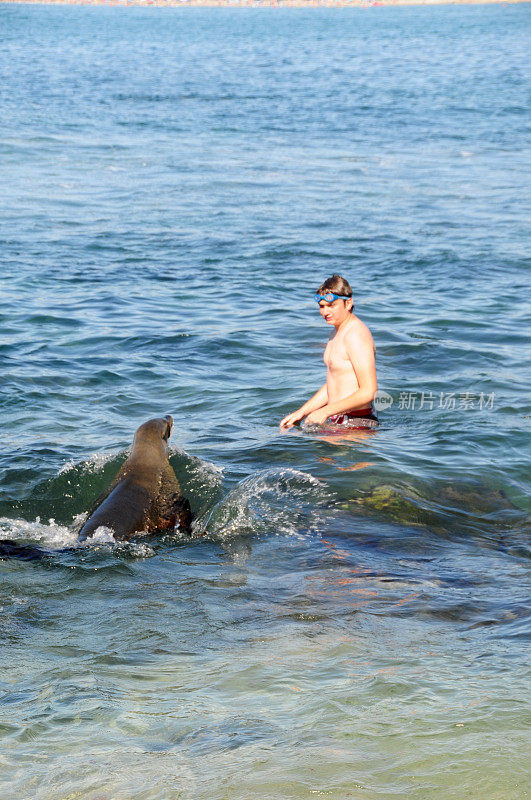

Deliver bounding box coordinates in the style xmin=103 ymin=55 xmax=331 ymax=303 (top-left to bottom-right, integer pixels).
xmin=315 ymin=275 xmax=354 ymax=314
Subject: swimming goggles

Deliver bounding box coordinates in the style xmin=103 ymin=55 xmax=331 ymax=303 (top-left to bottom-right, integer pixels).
xmin=315 ymin=292 xmax=351 ymax=304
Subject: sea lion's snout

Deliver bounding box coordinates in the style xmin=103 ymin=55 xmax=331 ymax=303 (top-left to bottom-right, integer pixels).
xmin=163 ymin=415 xmax=173 ymax=441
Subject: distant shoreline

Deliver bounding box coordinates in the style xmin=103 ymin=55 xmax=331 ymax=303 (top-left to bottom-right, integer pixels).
xmin=1 ymin=0 xmax=528 ymax=7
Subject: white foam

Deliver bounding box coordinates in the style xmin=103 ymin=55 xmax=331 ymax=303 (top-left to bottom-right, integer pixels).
xmin=125 ymin=542 xmax=155 ymax=558
xmin=85 ymin=526 xmax=117 ymax=544
xmin=0 ymin=516 xmax=78 ymax=548
xmin=0 ymin=517 xmax=158 ymax=558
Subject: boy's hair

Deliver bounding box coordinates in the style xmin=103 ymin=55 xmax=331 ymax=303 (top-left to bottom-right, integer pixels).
xmin=317 ymin=275 xmax=354 ymax=310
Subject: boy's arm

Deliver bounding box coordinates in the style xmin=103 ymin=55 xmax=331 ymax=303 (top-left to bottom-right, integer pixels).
xmin=280 ymin=384 xmax=328 ymax=428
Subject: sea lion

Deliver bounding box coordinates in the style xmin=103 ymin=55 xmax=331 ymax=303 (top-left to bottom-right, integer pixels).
xmin=77 ymin=415 xmax=192 ymax=541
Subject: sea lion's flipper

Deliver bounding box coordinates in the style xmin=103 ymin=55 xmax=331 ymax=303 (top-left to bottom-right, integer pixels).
xmin=172 ymin=496 xmax=193 ymax=535
xmin=150 ymin=492 xmax=193 ymax=536
xmin=155 ymin=463 xmax=193 ymax=535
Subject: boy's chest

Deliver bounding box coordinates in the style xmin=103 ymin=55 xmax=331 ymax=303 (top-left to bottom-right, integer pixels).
xmin=324 ymin=337 xmax=351 ymax=370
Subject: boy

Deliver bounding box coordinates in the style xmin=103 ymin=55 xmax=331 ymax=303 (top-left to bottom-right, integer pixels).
xmin=280 ymin=275 xmax=378 ymax=429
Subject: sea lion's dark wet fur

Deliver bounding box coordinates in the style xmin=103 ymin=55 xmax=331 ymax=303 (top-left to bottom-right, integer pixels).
xmin=77 ymin=415 xmax=192 ymax=541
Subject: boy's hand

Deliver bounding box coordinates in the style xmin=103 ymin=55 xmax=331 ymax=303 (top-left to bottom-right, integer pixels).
xmin=280 ymin=410 xmax=304 ymax=429
xmin=305 ymin=408 xmax=330 ymax=426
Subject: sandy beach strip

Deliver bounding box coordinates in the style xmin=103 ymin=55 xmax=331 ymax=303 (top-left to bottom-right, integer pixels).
xmin=1 ymin=0 xmax=529 ymax=7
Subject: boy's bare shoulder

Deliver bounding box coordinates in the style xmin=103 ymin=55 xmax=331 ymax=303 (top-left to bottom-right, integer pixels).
xmin=346 ymin=316 xmax=374 ymax=346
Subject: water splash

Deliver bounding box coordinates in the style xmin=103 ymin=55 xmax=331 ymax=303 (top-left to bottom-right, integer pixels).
xmin=199 ymin=468 xmax=331 ymax=541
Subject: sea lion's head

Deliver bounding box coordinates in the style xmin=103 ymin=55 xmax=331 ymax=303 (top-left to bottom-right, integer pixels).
xmin=133 ymin=416 xmax=174 ymax=450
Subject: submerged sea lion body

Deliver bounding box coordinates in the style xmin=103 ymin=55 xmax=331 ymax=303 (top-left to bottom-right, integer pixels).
xmin=77 ymin=415 xmax=192 ymax=541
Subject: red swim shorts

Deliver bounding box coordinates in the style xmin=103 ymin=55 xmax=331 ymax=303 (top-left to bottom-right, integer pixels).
xmin=327 ymin=406 xmax=379 ymax=430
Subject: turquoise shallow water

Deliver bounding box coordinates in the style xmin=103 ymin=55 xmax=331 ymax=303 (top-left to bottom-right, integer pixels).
xmin=0 ymin=4 xmax=530 ymax=799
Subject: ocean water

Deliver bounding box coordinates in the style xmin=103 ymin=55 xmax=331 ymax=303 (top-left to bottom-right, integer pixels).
xmin=0 ymin=3 xmax=530 ymax=798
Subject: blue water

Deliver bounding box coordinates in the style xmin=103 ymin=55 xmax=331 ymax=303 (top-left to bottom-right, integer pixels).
xmin=0 ymin=4 xmax=530 ymax=798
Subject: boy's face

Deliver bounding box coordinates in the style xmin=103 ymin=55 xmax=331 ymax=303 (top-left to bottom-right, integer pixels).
xmin=318 ymin=298 xmax=352 ymax=326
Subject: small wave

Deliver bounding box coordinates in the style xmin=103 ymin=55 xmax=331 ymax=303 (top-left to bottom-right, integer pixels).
xmin=58 ymin=450 xmax=121 ymax=475
xmin=199 ymin=468 xmax=331 ymax=541
xmin=169 ymin=449 xmax=224 ymax=517
xmin=2 ymin=462 xmax=328 ymax=554
xmin=14 ymin=451 xmax=131 ymax=527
